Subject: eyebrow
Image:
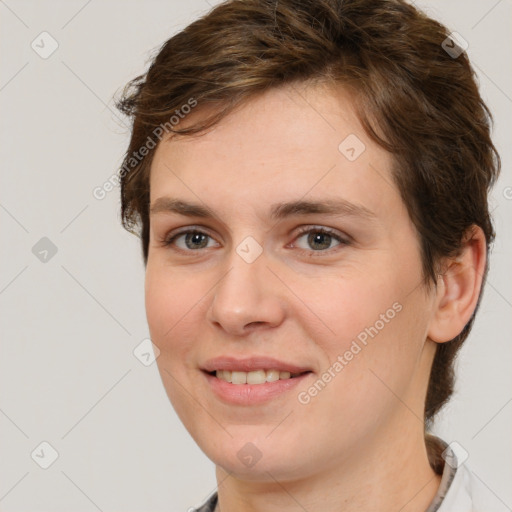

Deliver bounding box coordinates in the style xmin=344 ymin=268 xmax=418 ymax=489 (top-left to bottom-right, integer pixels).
xmin=149 ymin=197 xmax=376 ymax=221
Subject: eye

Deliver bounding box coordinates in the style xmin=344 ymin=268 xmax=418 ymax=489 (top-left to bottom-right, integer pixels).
xmin=293 ymin=227 xmax=349 ymax=253
xmin=161 ymin=226 xmax=349 ymax=254
xmin=164 ymin=229 xmax=219 ymax=251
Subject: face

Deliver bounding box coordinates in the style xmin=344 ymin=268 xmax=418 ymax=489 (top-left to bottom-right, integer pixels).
xmin=145 ymin=83 xmax=438 ymax=482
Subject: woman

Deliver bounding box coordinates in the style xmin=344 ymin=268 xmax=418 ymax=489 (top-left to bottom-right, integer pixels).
xmin=116 ymin=0 xmax=503 ymax=510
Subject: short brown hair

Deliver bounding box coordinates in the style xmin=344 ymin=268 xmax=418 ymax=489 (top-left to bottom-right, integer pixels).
xmin=116 ymin=0 xmax=500 ymax=448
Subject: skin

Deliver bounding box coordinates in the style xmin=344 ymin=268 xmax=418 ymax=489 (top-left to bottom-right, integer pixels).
xmin=145 ymin=82 xmax=486 ymax=512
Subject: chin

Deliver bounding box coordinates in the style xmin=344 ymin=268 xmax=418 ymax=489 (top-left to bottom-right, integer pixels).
xmin=197 ymin=433 xmax=311 ymax=482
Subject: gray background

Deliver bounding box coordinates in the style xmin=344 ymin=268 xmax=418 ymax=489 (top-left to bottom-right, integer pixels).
xmin=1 ymin=0 xmax=510 ymax=510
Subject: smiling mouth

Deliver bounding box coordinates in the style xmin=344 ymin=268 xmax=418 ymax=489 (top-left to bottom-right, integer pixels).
xmin=206 ymin=369 xmax=311 ymax=385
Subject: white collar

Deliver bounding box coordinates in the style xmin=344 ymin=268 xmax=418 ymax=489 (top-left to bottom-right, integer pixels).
xmin=427 ymin=437 xmax=509 ymax=512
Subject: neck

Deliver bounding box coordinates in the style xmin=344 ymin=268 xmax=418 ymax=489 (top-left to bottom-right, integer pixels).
xmin=214 ymin=415 xmax=441 ymax=512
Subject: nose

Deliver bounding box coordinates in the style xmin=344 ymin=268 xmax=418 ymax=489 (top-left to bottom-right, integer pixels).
xmin=206 ymin=247 xmax=286 ymax=336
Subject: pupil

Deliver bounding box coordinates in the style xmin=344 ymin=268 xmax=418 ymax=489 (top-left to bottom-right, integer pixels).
xmin=186 ymin=232 xmax=208 ymax=249
xmin=308 ymin=232 xmax=331 ymax=250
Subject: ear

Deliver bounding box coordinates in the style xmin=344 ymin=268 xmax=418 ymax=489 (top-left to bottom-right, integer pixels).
xmin=428 ymin=225 xmax=487 ymax=343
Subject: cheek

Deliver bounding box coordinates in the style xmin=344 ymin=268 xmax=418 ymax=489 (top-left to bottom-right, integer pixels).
xmin=144 ymin=265 xmax=206 ymax=417
xmin=145 ymin=268 xmax=174 ymax=341
xmin=144 ymin=265 xmax=204 ymax=355
xmin=145 ymin=258 xmax=201 ymax=315
xmin=305 ymin=266 xmax=429 ymax=396
xmin=320 ymin=243 xmax=428 ymax=351
xmin=306 ymin=270 xmax=405 ymax=352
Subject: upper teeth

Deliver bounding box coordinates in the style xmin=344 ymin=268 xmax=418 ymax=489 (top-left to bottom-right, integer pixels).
xmin=215 ymin=369 xmax=299 ymax=385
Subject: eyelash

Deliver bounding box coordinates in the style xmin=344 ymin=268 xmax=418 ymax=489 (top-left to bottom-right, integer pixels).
xmin=162 ymin=226 xmax=350 ymax=257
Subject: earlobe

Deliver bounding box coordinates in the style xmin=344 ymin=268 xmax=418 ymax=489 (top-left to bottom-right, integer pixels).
xmin=428 ymin=226 xmax=487 ymax=344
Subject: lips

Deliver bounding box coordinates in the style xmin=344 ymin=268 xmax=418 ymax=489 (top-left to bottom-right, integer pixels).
xmin=200 ymin=356 xmax=313 ymax=404
xmin=202 ymin=366 xmax=312 ymax=405
xmin=201 ymin=355 xmax=312 ymax=374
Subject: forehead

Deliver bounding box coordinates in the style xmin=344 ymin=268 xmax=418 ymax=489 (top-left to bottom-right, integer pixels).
xmin=149 ymin=83 xmax=402 ymax=221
